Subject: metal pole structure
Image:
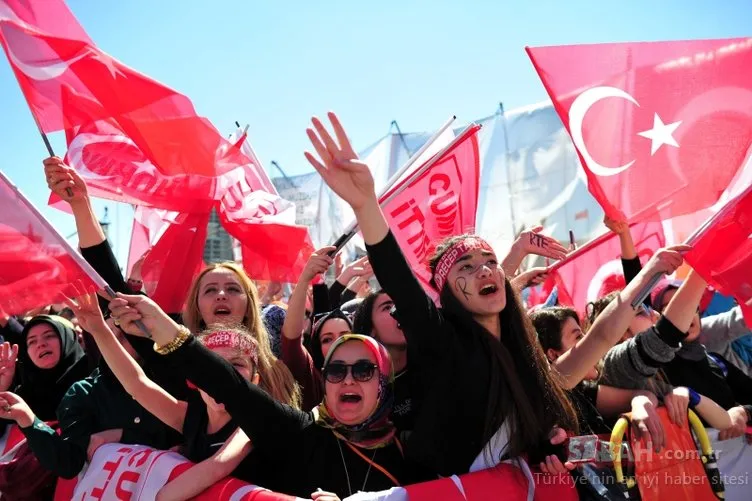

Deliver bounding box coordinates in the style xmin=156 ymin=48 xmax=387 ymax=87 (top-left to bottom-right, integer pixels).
xmin=30 ymin=113 xmax=74 ymax=198
xmin=390 ymin=120 xmax=413 ymax=158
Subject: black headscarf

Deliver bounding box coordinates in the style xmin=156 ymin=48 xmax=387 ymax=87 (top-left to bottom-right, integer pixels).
xmin=16 ymin=315 xmax=90 ymax=421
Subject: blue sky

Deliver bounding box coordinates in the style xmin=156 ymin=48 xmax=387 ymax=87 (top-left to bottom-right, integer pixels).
xmin=1 ymin=0 xmax=750 ymax=267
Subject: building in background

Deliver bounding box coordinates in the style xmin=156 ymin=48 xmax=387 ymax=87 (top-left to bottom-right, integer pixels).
xmin=203 ymin=208 xmax=234 ymax=264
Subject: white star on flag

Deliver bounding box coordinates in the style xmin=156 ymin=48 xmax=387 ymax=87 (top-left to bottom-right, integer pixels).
xmin=637 ymin=113 xmax=682 ymax=155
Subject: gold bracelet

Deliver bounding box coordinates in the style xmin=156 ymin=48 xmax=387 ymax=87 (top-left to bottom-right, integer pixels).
xmin=153 ymin=325 xmax=192 ymax=355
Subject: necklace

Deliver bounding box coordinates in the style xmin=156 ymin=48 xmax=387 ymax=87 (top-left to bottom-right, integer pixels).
xmin=337 ymin=439 xmax=376 ymax=496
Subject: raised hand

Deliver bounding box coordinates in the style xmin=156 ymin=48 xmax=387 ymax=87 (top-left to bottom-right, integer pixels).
xmin=0 ymin=391 xmax=35 ymax=428
xmin=514 ymin=226 xmax=568 ymax=261
xmin=0 ymin=343 xmax=19 ymax=392
xmin=511 ymin=267 xmax=549 ymax=292
xmin=108 ymin=293 xmax=177 ymax=339
xmin=603 ymin=211 xmax=630 ymax=236
xmin=304 ymin=112 xmax=376 ymax=211
xmin=644 ymin=245 xmax=691 ymax=277
xmin=301 ymin=247 xmax=335 ymax=283
xmin=339 ymin=255 xmax=371 ymax=283
xmin=64 ymin=287 xmax=109 ymax=336
xmin=43 ymin=156 xmax=88 ymax=204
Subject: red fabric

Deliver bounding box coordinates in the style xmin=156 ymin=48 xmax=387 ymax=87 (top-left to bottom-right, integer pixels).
xmin=526 ymin=275 xmax=557 ymax=309
xmin=685 ymin=183 xmax=752 ymax=328
xmin=219 ymin=191 xmax=314 ymax=284
xmin=57 ymin=88 xmax=230 ymax=212
xmin=549 ymin=222 xmax=665 ymax=314
xmin=0 ymin=174 xmax=105 ymax=315
xmin=526 ymin=38 xmax=752 ymax=222
xmin=380 ymin=125 xmax=482 ymax=299
xmin=629 ymin=408 xmax=719 ymax=500
xmin=140 ymin=211 xmax=209 ymax=314
xmin=404 ymin=462 xmax=578 ymax=501
xmin=0 ymin=425 xmax=25 ymax=458
xmin=1 ymin=0 xmax=250 ymax=210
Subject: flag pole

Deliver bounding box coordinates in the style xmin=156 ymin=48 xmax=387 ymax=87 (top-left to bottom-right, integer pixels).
xmin=0 ymin=169 xmax=153 ymax=337
xmin=30 ymin=113 xmax=74 ymax=198
xmin=330 ymin=120 xmax=477 ymax=255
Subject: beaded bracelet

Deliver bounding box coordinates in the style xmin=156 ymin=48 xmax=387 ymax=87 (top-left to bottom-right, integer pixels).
xmin=153 ymin=325 xmax=192 ymax=355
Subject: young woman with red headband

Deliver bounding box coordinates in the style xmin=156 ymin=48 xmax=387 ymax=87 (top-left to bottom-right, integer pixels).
xmin=302 ymin=113 xmax=578 ymax=479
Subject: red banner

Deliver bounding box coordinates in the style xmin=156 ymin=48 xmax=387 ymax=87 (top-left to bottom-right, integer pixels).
xmin=380 ymin=125 xmax=481 ymax=298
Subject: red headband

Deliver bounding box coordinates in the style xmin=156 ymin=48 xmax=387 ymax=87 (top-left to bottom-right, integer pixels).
xmin=433 ymin=237 xmax=494 ymax=291
xmin=202 ymin=331 xmax=259 ymax=366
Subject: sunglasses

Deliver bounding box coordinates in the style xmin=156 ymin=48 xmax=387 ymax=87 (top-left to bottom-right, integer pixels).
xmin=323 ymin=360 xmax=378 ymax=384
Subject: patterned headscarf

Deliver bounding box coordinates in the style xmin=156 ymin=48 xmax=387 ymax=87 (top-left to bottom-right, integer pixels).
xmin=313 ymin=334 xmax=395 ymax=449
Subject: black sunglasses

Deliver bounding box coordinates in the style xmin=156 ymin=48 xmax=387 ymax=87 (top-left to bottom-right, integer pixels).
xmin=323 ymin=360 xmax=378 ymax=383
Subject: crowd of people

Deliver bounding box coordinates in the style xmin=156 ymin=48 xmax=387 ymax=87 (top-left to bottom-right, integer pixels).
xmin=0 ymin=112 xmax=750 ymax=500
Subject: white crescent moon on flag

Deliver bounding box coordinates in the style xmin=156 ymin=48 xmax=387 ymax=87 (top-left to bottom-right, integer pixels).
xmin=0 ymin=23 xmax=89 ymax=81
xmin=66 ymin=132 xmax=139 ymax=180
xmin=569 ymin=86 xmax=640 ymax=177
xmin=586 ymin=258 xmax=624 ymax=303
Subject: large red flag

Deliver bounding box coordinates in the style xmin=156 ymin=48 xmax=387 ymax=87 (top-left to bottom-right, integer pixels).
xmin=0 ymin=171 xmax=107 ymax=315
xmin=54 ymin=88 xmax=243 ymax=211
xmin=549 ymin=222 xmax=665 ymax=314
xmin=685 ymin=182 xmax=752 ymax=327
xmin=380 ymin=125 xmax=481 ymax=297
xmin=1 ymin=0 xmax=251 ymax=209
xmin=526 ymin=38 xmax=752 ymax=222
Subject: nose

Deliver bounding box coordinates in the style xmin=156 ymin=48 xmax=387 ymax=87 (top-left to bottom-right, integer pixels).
xmin=215 ymin=290 xmax=227 ymax=300
xmin=477 ymin=264 xmax=492 ymax=278
xmin=342 ymin=370 xmax=356 ymax=385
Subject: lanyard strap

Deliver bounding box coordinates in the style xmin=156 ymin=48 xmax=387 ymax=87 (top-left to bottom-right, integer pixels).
xmin=345 ymin=441 xmax=401 ymax=487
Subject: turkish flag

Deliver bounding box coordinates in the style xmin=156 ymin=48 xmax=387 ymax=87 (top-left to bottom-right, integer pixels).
xmin=1 ymin=0 xmax=250 ymax=193
xmin=380 ymin=125 xmax=481 ymax=297
xmin=54 ymin=88 xmax=237 ymax=211
xmin=685 ymin=182 xmax=752 ymax=327
xmin=549 ymin=222 xmax=665 ymax=314
xmin=526 ymin=38 xmax=752 ymax=222
xmin=0 ymin=171 xmax=107 ymax=315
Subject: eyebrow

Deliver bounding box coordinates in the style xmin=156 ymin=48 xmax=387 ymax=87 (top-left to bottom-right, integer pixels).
xmin=455 ymin=255 xmax=472 ymax=263
xmin=27 ymin=328 xmax=55 ymax=340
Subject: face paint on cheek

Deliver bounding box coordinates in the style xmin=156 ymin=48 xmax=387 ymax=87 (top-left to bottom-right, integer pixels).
xmin=455 ymin=277 xmax=472 ymax=301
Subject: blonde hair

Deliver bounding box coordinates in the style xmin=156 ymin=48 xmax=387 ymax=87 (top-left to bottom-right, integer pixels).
xmin=184 ymin=262 xmax=301 ymax=409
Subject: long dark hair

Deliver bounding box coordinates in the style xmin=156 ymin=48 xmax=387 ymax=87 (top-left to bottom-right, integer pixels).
xmin=352 ymin=290 xmax=386 ymax=336
xmin=430 ymin=235 xmax=578 ymax=462
xmin=531 ymin=307 xmax=580 ymax=354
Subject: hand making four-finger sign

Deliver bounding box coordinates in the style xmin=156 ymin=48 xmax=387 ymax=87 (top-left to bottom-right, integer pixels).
xmin=304 ymin=112 xmax=376 ymax=211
